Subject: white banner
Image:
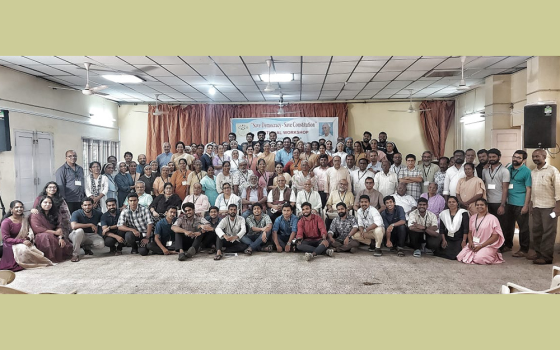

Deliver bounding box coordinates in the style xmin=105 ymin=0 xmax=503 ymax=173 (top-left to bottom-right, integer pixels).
xmin=231 ymin=117 xmax=338 ymax=143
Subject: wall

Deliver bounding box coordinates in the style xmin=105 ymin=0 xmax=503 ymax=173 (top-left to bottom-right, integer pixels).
xmin=118 ymin=104 xmax=148 ymax=158
xmin=0 ymin=65 xmax=119 ymax=203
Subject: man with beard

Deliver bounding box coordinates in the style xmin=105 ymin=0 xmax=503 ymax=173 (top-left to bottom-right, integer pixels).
xmin=374 ymin=160 xmax=399 ymax=198
xmin=345 ymin=154 xmax=357 ymax=172
xmin=505 ymin=150 xmax=532 ymax=258
xmin=361 ymin=131 xmax=372 ymax=152
xmin=101 ymin=198 xmax=126 ymax=255
xmin=272 ymin=203 xmax=299 ymax=252
xmin=69 ymin=198 xmax=105 ymax=261
xmin=389 ymin=153 xmax=404 ymax=177
xmin=266 ymin=175 xmax=292 ymax=222
xmin=268 ymin=131 xmax=277 ymax=144
xmin=136 ymin=154 xmax=147 ymax=175
xmin=408 ymin=197 xmax=439 ymax=258
xmin=241 ymin=174 xmax=268 ymax=218
xmin=172 ymin=202 xmax=210 ymax=261
xmin=355 ymin=195 xmax=385 ymax=256
xmin=420 ymin=151 xmax=439 ymax=194
xmin=443 ymin=150 xmax=467 ymax=199
xmin=433 ymin=157 xmax=449 ymax=196
xmin=380 ymin=195 xmax=407 ymax=257
xmin=214 ymin=204 xmax=248 ymax=260
xmin=482 ymin=148 xmax=510 ymax=251
xmin=256 ymin=130 xmax=267 ymax=150
xmin=242 ymin=203 xmax=273 ymax=254
xmin=475 ymin=149 xmax=489 ymax=178
xmin=325 ymin=179 xmax=354 ymax=228
xmin=233 ymin=160 xmax=251 ymax=195
xmin=327 ymin=202 xmax=360 ymax=253
xmin=147 ymin=206 xmax=178 ymax=256
xmin=296 ymin=202 xmax=333 ymax=261
xmin=377 ymin=131 xmax=399 ymax=154
xmin=245 ymin=132 xmax=257 ymax=149
xmin=117 ymin=193 xmax=154 ymax=255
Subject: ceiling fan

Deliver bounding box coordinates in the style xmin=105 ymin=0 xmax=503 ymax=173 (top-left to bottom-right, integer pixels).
xmin=263 ymin=59 xmax=277 ymax=92
xmin=263 ymin=93 xmax=298 ymax=115
xmin=388 ymin=89 xmax=431 ymax=113
xmin=135 ymin=94 xmax=166 ymax=116
xmin=453 ymin=56 xmax=503 ymax=92
xmin=49 ymin=62 xmax=108 ymax=96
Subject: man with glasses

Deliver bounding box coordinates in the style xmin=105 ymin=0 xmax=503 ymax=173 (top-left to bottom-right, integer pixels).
xmin=56 ymin=149 xmax=86 ymax=213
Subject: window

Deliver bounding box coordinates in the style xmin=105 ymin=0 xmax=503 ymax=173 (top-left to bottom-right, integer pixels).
xmin=82 ymin=138 xmax=120 ymax=176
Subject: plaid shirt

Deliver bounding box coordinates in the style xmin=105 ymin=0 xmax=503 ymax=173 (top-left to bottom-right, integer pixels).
xmin=434 ymin=170 xmax=446 ymax=195
xmin=245 ymin=214 xmax=273 ymax=235
xmin=117 ymin=205 xmax=153 ymax=235
xmin=398 ymin=167 xmax=422 ymax=201
xmin=328 ymin=215 xmax=358 ymax=241
xmin=531 ymin=163 xmax=560 ymax=208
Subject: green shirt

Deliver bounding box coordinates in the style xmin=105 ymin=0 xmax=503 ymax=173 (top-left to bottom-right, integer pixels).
xmin=507 ymin=164 xmax=532 ymax=206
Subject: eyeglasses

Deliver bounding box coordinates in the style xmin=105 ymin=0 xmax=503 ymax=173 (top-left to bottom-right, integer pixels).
xmin=66 ymin=155 xmax=77 ymax=158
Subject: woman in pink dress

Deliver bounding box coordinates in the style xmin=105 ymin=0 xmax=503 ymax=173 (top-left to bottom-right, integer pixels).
xmin=457 ymin=198 xmax=504 ymax=264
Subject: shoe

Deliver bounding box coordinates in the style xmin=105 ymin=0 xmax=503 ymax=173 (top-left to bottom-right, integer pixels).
xmin=185 ymin=247 xmax=196 ymax=258
xmin=368 ymin=243 xmax=376 ymax=252
xmin=500 ymin=246 xmax=512 ymax=253
xmin=389 ymin=247 xmax=397 ymax=253
xmin=397 ymin=248 xmax=405 ymax=257
xmin=424 ymin=248 xmax=434 ymax=256
xmin=512 ymin=250 xmax=527 ymax=258
xmin=178 ymin=252 xmax=187 ymax=261
xmin=526 ymin=253 xmax=539 ymax=260
xmin=350 ymin=247 xmax=358 ymax=254
xmin=304 ymin=252 xmax=314 ymax=261
xmin=71 ymin=254 xmax=80 ymax=262
xmin=326 ymin=249 xmax=335 ymax=257
xmin=115 ymin=250 xmax=122 ymax=256
xmin=109 ymin=246 xmax=116 ymax=253
xmin=533 ymin=258 xmax=552 ymax=265
xmin=413 ymin=249 xmax=422 ymax=258
xmin=84 ymin=249 xmax=94 ymax=255
xmin=373 ymin=248 xmax=382 ymax=257
xmin=131 ymin=249 xmax=139 ymax=255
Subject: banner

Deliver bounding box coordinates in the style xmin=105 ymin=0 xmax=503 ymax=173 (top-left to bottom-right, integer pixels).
xmin=231 ymin=117 xmax=338 ymax=143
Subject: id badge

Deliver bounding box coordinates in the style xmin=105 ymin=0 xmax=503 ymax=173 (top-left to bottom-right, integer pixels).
xmin=473 ymin=237 xmax=480 ymax=244
xmin=424 ymin=181 xmax=430 ymax=186
xmin=182 ymin=180 xmax=187 ymax=186
xmin=75 ymin=180 xmax=82 ymax=186
xmin=487 ymin=184 xmax=496 ymax=190
xmin=166 ymin=241 xmax=173 ymax=247
xmin=508 ymin=184 xmax=514 ymax=189
xmin=550 ymin=212 xmax=557 ymax=219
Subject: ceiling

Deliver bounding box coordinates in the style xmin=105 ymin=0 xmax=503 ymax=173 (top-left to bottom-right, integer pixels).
xmin=0 ymin=56 xmax=530 ymax=104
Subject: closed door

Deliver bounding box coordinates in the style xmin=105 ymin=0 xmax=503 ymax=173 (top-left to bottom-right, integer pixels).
xmin=492 ymin=128 xmax=522 ymax=166
xmin=35 ymin=132 xmax=55 ymax=190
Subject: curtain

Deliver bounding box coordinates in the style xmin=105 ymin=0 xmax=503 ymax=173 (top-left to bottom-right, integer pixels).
xmin=146 ymin=103 xmax=348 ymax=162
xmin=419 ymin=100 xmax=455 ymax=158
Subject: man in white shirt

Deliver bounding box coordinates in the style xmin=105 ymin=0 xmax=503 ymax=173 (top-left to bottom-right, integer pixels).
xmin=367 ymin=150 xmax=382 ymax=174
xmin=408 ymin=197 xmax=439 ymax=258
xmin=345 ymin=154 xmax=358 ymax=172
xmin=355 ymin=195 xmax=385 ymax=257
xmin=389 ymin=153 xmax=404 ymax=177
xmin=313 ymin=154 xmax=330 ymax=207
xmin=374 ymin=160 xmax=398 ymax=197
xmin=291 ymin=179 xmax=323 ymax=216
xmin=392 ymin=182 xmax=417 ymax=220
xmin=214 ymin=204 xmax=248 ymax=260
xmin=326 ymin=155 xmax=351 ymax=194
xmin=350 ymin=158 xmax=372 ymax=197
xmin=443 ymin=150 xmax=467 ymax=198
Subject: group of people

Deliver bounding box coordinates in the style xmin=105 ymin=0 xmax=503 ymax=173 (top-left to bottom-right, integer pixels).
xmin=1 ymin=130 xmax=558 ymax=271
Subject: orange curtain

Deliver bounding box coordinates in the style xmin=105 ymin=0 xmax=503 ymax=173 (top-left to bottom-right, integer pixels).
xmin=419 ymin=100 xmax=455 ymax=158
xmin=146 ymin=103 xmax=348 ymax=161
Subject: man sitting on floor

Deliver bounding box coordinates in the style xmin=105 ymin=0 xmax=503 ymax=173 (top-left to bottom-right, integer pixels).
xmin=272 ymin=203 xmax=299 ymax=252
xmin=408 ymin=197 xmax=439 ymax=258
xmin=69 ymin=198 xmax=105 ymax=261
xmin=327 ymin=202 xmax=359 ymax=253
xmin=101 ymin=198 xmax=126 ymax=255
xmin=241 ymin=203 xmax=273 ymax=255
xmin=356 ymin=195 xmax=385 ymax=257
xmin=117 ymin=192 xmax=154 ymax=255
xmin=380 ymin=195 xmax=407 ymax=257
xmin=147 ymin=206 xmax=178 ymax=256
xmin=214 ymin=204 xmax=248 ymax=260
xmin=172 ymin=202 xmax=210 ymax=261
xmin=296 ymin=202 xmax=334 ymax=261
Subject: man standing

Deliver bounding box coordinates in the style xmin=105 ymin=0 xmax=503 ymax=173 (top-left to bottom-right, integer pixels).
xmin=407 ymin=197 xmax=439 ymax=258
xmin=136 ymin=154 xmax=147 ymax=175
xmin=156 ymin=142 xmax=173 ymax=170
xmin=475 ymin=149 xmax=489 ymax=178
xmin=380 ymin=195 xmax=407 ymax=257
xmin=313 ymin=155 xmax=330 ymax=206
xmin=55 ymin=149 xmax=85 ymax=213
xmin=117 ymin=193 xmax=154 ymax=255
xmin=350 ymin=158 xmax=372 ymax=197
xmin=268 ymin=131 xmax=277 ymax=144
xmin=272 ymin=203 xmax=299 ymax=252
xmin=245 ymin=132 xmax=257 ymax=149
xmin=482 ymin=148 xmax=510 ymax=251
xmin=419 ymin=151 xmax=439 ymax=194
xmin=528 ymin=149 xmax=560 ymax=265
xmin=361 ymin=131 xmax=372 ymax=152
xmin=242 ymin=203 xmax=273 ymax=254
xmin=506 ymin=150 xmax=532 ymax=258
xmin=296 ymin=202 xmax=333 ymax=261
xmin=275 ymin=137 xmax=293 ymax=167
xmin=465 ymin=148 xmax=477 ymax=165
xmin=345 ymin=154 xmax=357 ymax=172
xmin=256 ymin=130 xmax=267 ymax=150
xmin=326 ymin=156 xmax=351 ymax=195
xmin=147 ymin=206 xmax=178 ymax=256
xmin=214 ymin=204 xmax=249 ymax=260
xmin=377 ymin=131 xmax=398 ymax=154
xmin=367 ymin=150 xmax=382 ymax=174
xmin=443 ymin=150 xmax=467 ymax=198
xmin=355 ymin=195 xmax=385 ymax=256
xmin=389 ymin=153 xmax=404 ymax=177
xmin=374 ymin=160 xmax=399 ymax=197
xmin=172 ymin=202 xmax=209 ymax=261
xmin=399 ymin=154 xmax=423 ymax=201
xmin=69 ymin=198 xmax=105 ymax=262
xmin=101 ymin=198 xmax=126 ymax=255
xmin=327 ymin=202 xmax=360 ymax=253
xmin=433 ymin=157 xmax=449 ymax=196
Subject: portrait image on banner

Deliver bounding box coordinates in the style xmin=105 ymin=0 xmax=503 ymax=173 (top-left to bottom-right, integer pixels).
xmin=231 ymin=117 xmax=338 ymax=142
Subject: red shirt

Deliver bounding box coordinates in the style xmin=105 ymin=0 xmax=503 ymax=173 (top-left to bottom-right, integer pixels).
xmin=296 ymin=214 xmax=327 ymax=240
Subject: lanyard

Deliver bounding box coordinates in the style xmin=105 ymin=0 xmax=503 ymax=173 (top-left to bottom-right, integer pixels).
xmin=227 ymin=217 xmax=237 ymax=235
xmin=192 ymin=195 xmax=199 ymax=204
xmin=259 ymin=171 xmax=268 ymax=184
xmin=362 ymin=208 xmax=369 ymax=222
xmin=195 ymin=171 xmax=203 ymax=181
xmin=338 ymin=191 xmax=347 ymax=203
xmin=181 ymin=170 xmax=187 ymax=179
xmin=423 ymin=164 xmax=432 ymax=179
xmin=240 ymin=171 xmax=248 ymax=182
xmin=487 ymin=164 xmax=502 ymax=181
xmin=232 ymin=159 xmax=239 ymax=168
xmin=475 ymin=214 xmax=486 ymax=234
xmin=358 ymin=170 xmax=367 ymax=181
xmin=305 ymin=190 xmax=311 ymax=202
xmin=224 ymin=195 xmax=231 ymax=207
xmin=247 ymin=156 xmax=255 ymax=169
xmin=510 ymin=166 xmax=520 ymax=181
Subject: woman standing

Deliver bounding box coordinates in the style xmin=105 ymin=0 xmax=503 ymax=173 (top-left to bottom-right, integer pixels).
xmin=230 ymin=150 xmax=241 ymax=173
xmin=139 ymin=164 xmax=156 ymax=197
xmin=167 ymin=161 xmax=176 ymax=176
xmin=129 ymin=161 xmax=141 ymax=183
xmin=457 ymin=198 xmax=505 ymax=264
xmin=200 ymin=166 xmax=219 ymax=206
xmin=186 ymin=160 xmax=207 ymax=196
xmin=212 ymin=144 xmax=227 ymax=175
xmin=0 ymin=201 xmax=53 ymax=271
xmin=385 ymin=142 xmax=396 ymax=164
xmin=284 ymin=148 xmax=302 ymax=176
xmin=30 ymin=196 xmax=75 ymax=263
xmin=33 ymin=182 xmax=72 ymax=236
xmin=153 ymin=166 xmax=172 ymax=197
xmin=333 ymin=142 xmax=348 ymax=167
xmin=435 ymin=196 xmax=469 ymax=260
xmin=311 ymin=141 xmax=320 ymax=154
xmin=149 ymin=182 xmax=182 ymax=221
xmin=85 ymin=161 xmax=109 ymax=213
xmin=171 ymin=141 xmax=190 ymax=169
xmin=216 ymin=161 xmax=233 ymax=194
xmin=149 ymin=160 xmax=160 ymax=178
xmin=245 ymin=145 xmax=258 ymax=173
xmin=317 ymin=144 xmax=333 ymax=167
xmin=171 ymin=158 xmax=190 ymax=200
xmin=102 ymin=163 xmax=118 ymax=205
xmin=368 ymin=139 xmax=387 ymax=163
xmin=254 ymin=159 xmax=273 ymax=189
xmin=353 ymin=142 xmax=367 ymax=163
xmin=269 ymin=162 xmax=292 ymax=190
xmin=325 ymin=140 xmax=334 ymax=156
xmin=258 ymin=142 xmax=276 ymax=172
xmin=115 ymin=162 xmax=134 ymax=207
xmin=201 ymin=143 xmax=214 ymax=172
xmin=456 ymin=162 xmax=486 ymax=216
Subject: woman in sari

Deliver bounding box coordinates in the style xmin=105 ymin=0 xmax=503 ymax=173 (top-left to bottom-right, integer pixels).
xmin=353 ymin=141 xmax=367 ymax=163
xmin=435 ymin=196 xmax=469 ymax=260
xmin=457 ymin=198 xmax=505 ymax=265
xmin=420 ymin=182 xmax=446 ymax=219
xmin=245 ymin=145 xmax=258 ymax=173
xmin=317 ymin=144 xmax=333 ymax=167
xmin=102 ymin=163 xmax=118 ymax=205
xmin=171 ymin=158 xmax=190 ymax=200
xmin=325 ymin=140 xmax=334 ymax=156
xmin=167 ymin=161 xmax=176 ymax=176
xmin=85 ymin=161 xmax=109 ymax=212
xmin=269 ymin=162 xmax=292 ymax=190
xmin=0 ymin=200 xmax=53 ymax=271
xmin=368 ymin=139 xmax=386 ymax=163
xmin=153 ymin=165 xmax=171 ymax=196
xmin=216 ymin=161 xmax=233 ymax=194
xmin=200 ymin=166 xmax=219 ymax=206
xmin=149 ymin=160 xmax=160 ymax=178
xmin=257 ymin=142 xmax=276 ymax=172
xmin=284 ymin=148 xmax=302 ymax=176
xmin=212 ymin=144 xmax=228 ymax=175
xmin=129 ymin=161 xmax=141 ymax=183
xmin=149 ymin=182 xmax=182 ymax=222
xmin=30 ymin=196 xmax=74 ymax=263
xmin=456 ymin=162 xmax=486 ymax=215
xmin=254 ymin=159 xmax=273 ymax=189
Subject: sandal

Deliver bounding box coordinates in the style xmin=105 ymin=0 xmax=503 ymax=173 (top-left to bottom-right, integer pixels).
xmin=397 ymin=249 xmax=405 ymax=257
xmin=244 ymin=248 xmax=253 ymax=255
xmin=208 ymin=246 xmax=216 ymax=254
xmin=263 ymin=245 xmax=273 ymax=253
xmin=214 ymin=254 xmax=223 ymax=261
xmin=71 ymin=255 xmax=80 ymax=262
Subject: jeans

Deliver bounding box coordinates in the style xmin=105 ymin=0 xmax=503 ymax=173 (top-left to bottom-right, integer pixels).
xmin=146 ymin=242 xmax=176 ymax=255
xmin=240 ymin=231 xmax=272 ymax=251
xmin=124 ymin=231 xmax=149 ymax=256
xmin=504 ymin=204 xmax=530 ymax=251
xmin=175 ymin=232 xmax=204 ymax=252
xmin=387 ymin=225 xmax=406 ymax=249
xmin=296 ymin=239 xmax=328 ymax=255
xmin=274 ymin=234 xmax=292 ymax=249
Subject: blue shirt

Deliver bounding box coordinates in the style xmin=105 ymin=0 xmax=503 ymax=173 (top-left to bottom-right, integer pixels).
xmin=275 ymin=148 xmax=293 ymax=167
xmin=155 ymin=218 xmax=176 ymax=243
xmin=55 ymin=163 xmax=85 ymax=203
xmin=156 ymin=152 xmax=173 ymax=170
xmin=101 ymin=210 xmax=121 ymax=228
xmin=507 ymin=164 xmax=532 ymax=206
xmin=70 ymin=209 xmax=102 ymax=234
xmin=273 ymin=214 xmax=299 ymax=236
xmin=381 ymin=205 xmax=406 ymax=227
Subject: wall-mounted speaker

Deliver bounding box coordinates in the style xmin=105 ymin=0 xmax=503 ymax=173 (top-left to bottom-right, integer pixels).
xmin=524 ymin=104 xmax=556 ymax=148
xmin=0 ymin=110 xmax=11 ymax=152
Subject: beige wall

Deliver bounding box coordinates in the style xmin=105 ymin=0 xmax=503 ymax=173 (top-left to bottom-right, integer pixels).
xmin=118 ymin=104 xmax=148 ymax=159
xmin=0 ymin=66 xmax=119 ymax=202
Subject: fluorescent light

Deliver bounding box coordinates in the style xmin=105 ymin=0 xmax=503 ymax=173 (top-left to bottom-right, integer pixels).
xmin=208 ymin=85 xmax=216 ymax=95
xmin=460 ymin=113 xmax=485 ymax=124
xmin=102 ymin=75 xmax=144 ymax=84
xmin=260 ymin=74 xmax=294 ymax=83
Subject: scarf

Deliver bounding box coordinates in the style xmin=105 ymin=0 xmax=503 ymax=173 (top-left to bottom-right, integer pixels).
xmin=90 ymin=173 xmax=102 ymax=197
xmin=439 ymin=209 xmax=468 ymax=238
